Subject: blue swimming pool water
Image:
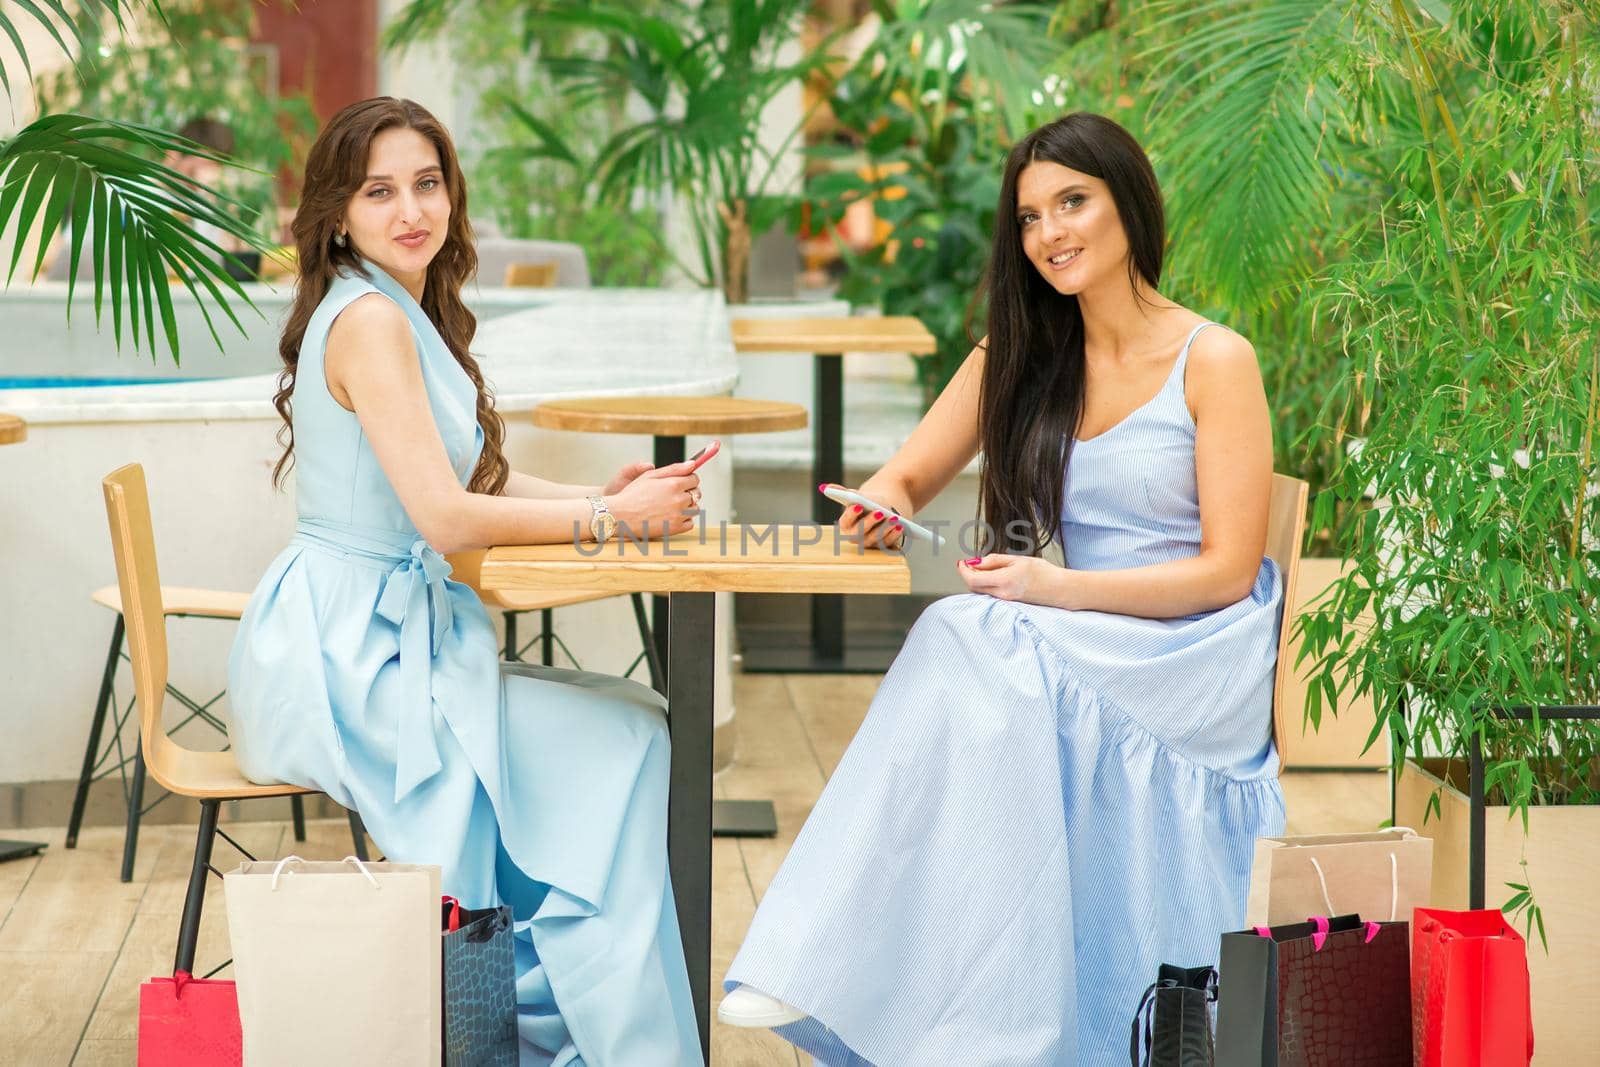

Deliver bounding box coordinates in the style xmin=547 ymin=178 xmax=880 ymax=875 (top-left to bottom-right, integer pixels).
xmin=0 ymin=376 xmax=209 ymax=389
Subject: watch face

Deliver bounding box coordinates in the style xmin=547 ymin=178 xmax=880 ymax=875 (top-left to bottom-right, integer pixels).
xmin=595 ymin=512 xmax=617 ymax=541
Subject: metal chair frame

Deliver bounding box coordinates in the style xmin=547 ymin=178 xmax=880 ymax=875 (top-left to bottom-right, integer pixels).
xmin=501 ymin=591 xmax=665 ymax=692
xmin=66 ymin=611 xmax=309 ymax=882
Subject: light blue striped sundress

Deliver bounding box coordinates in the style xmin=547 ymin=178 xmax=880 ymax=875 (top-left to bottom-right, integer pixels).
xmin=726 ymin=322 xmax=1287 ymax=1065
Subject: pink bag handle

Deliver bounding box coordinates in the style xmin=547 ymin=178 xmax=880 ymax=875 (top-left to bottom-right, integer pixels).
xmin=1364 ymin=921 xmax=1382 ymax=943
xmin=442 ymin=894 xmax=462 ymax=933
xmin=1307 ymin=915 xmax=1330 ymax=951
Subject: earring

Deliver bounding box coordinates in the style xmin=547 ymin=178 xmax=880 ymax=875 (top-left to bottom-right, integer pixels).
xmin=334 ymin=232 xmax=347 ymax=248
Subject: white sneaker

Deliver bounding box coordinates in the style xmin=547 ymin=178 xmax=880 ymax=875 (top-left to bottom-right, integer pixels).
xmin=716 ymin=984 xmax=807 ymax=1028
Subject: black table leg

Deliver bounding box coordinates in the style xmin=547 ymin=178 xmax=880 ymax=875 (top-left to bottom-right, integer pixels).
xmin=652 ymin=433 xmax=779 ymax=840
xmin=811 ymin=352 xmax=846 ymax=662
xmin=652 ymin=435 xmax=685 ymax=681
xmin=666 ymin=591 xmax=715 ymax=1065
xmin=739 ymin=352 xmax=908 ymax=673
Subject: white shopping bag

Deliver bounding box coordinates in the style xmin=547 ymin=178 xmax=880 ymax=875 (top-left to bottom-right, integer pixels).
xmin=224 ymin=856 xmax=442 ymax=1066
xmin=1245 ymin=827 xmax=1433 ymax=926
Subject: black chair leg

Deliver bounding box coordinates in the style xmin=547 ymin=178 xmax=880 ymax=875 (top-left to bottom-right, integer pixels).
xmin=541 ymin=608 xmax=555 ymax=666
xmin=348 ymin=810 xmax=370 ymax=862
xmin=174 ymin=799 xmax=220 ymax=975
xmin=120 ymin=744 xmax=147 ymax=884
xmin=631 ymin=592 xmax=666 ymax=694
xmin=68 ymin=614 xmax=125 ymax=849
xmin=503 ymin=610 xmax=520 ymax=662
xmin=290 ymin=795 xmax=307 ymax=842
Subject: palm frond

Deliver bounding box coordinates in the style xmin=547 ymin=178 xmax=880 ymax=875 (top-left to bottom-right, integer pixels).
xmin=0 ymin=114 xmax=269 ymax=362
xmin=1144 ymin=0 xmax=1367 ymax=313
xmin=0 ymin=0 xmax=150 ymax=97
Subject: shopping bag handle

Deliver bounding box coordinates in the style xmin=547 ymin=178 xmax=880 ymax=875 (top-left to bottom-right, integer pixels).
xmin=269 ymin=854 xmax=381 ymax=892
xmin=1308 ymin=852 xmax=1399 ymax=922
xmin=442 ymin=894 xmax=462 ymax=933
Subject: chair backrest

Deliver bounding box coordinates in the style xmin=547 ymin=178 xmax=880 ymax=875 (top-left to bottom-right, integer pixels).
xmin=101 ymin=463 xmax=179 ymax=789
xmin=1264 ymin=473 xmax=1310 ymax=773
xmin=503 ymin=261 xmax=560 ymax=288
xmin=475 ymin=237 xmax=591 ymax=288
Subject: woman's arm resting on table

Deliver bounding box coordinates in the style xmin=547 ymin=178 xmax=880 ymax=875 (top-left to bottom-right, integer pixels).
xmin=325 ymin=295 xmax=603 ymax=553
xmin=960 ymin=328 xmax=1273 ymax=618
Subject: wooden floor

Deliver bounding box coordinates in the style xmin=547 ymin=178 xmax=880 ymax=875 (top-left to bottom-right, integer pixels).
xmin=0 ymin=672 xmax=1388 ymax=1065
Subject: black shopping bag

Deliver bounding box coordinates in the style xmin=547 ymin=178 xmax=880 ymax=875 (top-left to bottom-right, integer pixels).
xmin=441 ymin=896 xmax=519 ymax=1067
xmin=1215 ymin=913 xmax=1410 ymax=1067
xmin=1130 ymin=963 xmax=1218 ymax=1066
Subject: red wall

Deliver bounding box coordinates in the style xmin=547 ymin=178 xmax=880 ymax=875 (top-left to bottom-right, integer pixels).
xmin=253 ymin=0 xmax=380 ymax=124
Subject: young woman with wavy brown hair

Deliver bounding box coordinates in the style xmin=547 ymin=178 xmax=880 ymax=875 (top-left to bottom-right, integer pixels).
xmin=721 ymin=112 xmax=1287 ymax=1064
xmin=228 ymin=97 xmax=702 ymax=1064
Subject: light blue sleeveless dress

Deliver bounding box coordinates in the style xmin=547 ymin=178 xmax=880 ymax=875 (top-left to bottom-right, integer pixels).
xmin=726 ymin=322 xmax=1288 ymax=1065
xmin=227 ymin=259 xmax=701 ymax=1066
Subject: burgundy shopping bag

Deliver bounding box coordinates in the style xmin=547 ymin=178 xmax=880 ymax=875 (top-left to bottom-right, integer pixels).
xmin=137 ymin=970 xmax=243 ymax=1065
xmin=1215 ymin=914 xmax=1411 ymax=1066
xmin=1411 ymin=908 xmax=1533 ymax=1067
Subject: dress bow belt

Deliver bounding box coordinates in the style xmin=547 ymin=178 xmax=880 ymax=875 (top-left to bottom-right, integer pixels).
xmin=376 ymin=539 xmax=454 ymax=800
xmin=291 ymin=520 xmax=455 ymax=802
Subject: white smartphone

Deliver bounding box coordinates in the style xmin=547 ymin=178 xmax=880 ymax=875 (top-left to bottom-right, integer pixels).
xmin=819 ymin=484 xmax=945 ymax=547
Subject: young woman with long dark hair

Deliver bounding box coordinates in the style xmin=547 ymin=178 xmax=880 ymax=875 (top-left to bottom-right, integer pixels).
xmin=720 ymin=112 xmax=1287 ymax=1064
xmin=228 ymin=97 xmax=702 ymax=1064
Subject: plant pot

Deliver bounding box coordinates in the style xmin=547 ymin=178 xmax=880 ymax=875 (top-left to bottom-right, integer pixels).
xmin=1396 ymin=757 xmax=1600 ymax=1063
xmin=1279 ymin=558 xmax=1389 ymax=769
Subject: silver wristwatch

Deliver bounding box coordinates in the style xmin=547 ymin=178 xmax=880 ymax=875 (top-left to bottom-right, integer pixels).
xmin=586 ymin=494 xmax=617 ymax=544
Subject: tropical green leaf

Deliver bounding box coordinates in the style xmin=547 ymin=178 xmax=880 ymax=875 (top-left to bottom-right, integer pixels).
xmin=0 ymin=113 xmax=267 ymax=360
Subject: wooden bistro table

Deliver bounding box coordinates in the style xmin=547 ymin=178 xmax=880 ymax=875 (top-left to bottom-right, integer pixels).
xmin=480 ymin=525 xmax=909 ymax=1063
xmin=730 ymin=317 xmax=936 ymax=673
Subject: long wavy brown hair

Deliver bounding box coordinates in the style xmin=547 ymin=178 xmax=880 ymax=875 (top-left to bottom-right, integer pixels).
xmin=271 ymin=97 xmax=508 ymax=495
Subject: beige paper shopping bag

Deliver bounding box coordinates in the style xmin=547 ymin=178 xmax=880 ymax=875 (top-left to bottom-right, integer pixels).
xmin=1245 ymin=827 xmax=1433 ymax=927
xmin=224 ymin=856 xmax=442 ymax=1066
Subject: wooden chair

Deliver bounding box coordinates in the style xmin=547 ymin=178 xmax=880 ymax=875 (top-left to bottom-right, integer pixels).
xmin=101 ymin=463 xmax=366 ymax=974
xmin=68 ymin=584 xmax=310 ymax=883
xmin=1265 ymin=473 xmax=1311 ymax=775
xmin=503 ymin=261 xmax=560 ymax=288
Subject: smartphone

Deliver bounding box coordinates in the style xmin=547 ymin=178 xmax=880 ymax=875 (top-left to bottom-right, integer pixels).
xmin=684 ymin=439 xmax=721 ymax=472
xmin=819 ymin=484 xmax=945 ymax=547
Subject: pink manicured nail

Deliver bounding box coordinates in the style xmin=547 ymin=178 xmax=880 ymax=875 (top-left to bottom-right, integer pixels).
xmin=964 ymin=557 xmax=982 ymax=565
xmin=818 ymin=482 xmax=828 ymax=491
xmin=891 ymin=517 xmax=902 ymax=525
xmin=873 ymin=511 xmax=884 ymax=519
xmin=852 ymin=504 xmax=863 ymax=513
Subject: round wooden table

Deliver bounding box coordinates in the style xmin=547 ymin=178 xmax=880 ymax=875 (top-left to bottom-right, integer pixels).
xmin=530 ymin=395 xmax=807 ymax=437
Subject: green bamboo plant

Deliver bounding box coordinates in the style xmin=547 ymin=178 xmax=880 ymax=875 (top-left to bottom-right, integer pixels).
xmin=1 ymin=1 xmax=273 ymax=362
xmin=1138 ymin=0 xmax=1598 ymax=941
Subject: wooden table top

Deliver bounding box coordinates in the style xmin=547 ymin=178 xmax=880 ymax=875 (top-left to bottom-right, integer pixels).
xmin=482 ymin=524 xmax=910 ymax=595
xmin=731 ymin=316 xmax=938 ymax=355
xmin=531 ymin=395 xmax=807 ymax=436
xmin=0 ymin=413 xmax=25 ymax=445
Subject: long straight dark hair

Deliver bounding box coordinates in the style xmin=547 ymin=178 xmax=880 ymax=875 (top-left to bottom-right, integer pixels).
xmin=977 ymin=113 xmax=1166 ymax=555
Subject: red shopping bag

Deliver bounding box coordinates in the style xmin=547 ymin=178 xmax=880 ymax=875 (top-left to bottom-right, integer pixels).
xmin=1412 ymin=908 xmax=1534 ymax=1067
xmin=138 ymin=970 xmax=243 ymax=1066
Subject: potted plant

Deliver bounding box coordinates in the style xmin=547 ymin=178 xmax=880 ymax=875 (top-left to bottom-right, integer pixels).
xmin=1284 ymin=3 xmax=1600 ymax=1060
